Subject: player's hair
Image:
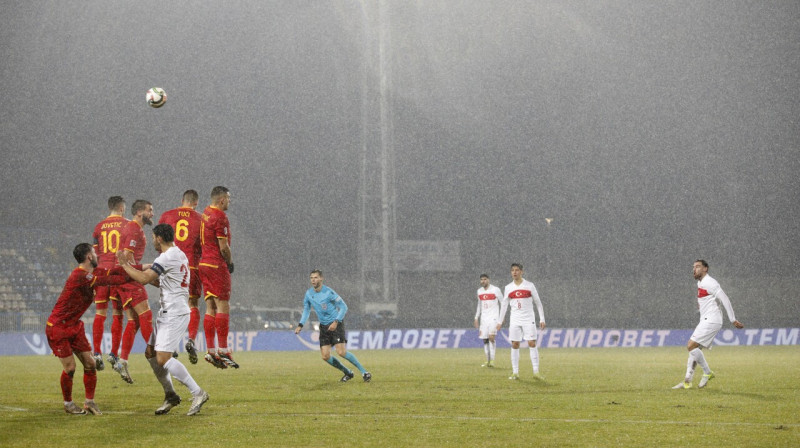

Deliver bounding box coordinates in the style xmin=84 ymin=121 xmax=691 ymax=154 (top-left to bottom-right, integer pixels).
xmin=182 ymin=189 xmax=199 ymax=204
xmin=107 ymin=196 xmax=125 ymax=211
xmin=480 ymin=273 xmax=489 ymax=279
xmin=73 ymin=243 xmax=93 ymax=263
xmin=153 ymin=223 xmax=174 ymax=243
xmin=310 ymin=269 xmax=323 ymax=277
xmin=131 ymin=199 xmax=152 ymax=216
xmin=695 ymin=259 xmax=709 ymax=269
xmin=511 ymin=263 xmax=523 ymax=270
xmin=210 ymin=186 xmax=229 ymax=201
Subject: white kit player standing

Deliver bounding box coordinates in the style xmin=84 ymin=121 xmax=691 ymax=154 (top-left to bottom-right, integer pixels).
xmin=498 ymin=263 xmax=546 ymax=380
xmin=118 ymin=223 xmax=210 ymax=415
xmin=474 ymin=274 xmax=503 ymax=367
xmin=672 ymin=259 xmax=743 ymax=389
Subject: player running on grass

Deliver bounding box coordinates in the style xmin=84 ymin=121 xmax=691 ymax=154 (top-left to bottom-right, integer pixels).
xmin=294 ymin=270 xmax=371 ymax=383
xmin=672 ymin=259 xmax=744 ymax=389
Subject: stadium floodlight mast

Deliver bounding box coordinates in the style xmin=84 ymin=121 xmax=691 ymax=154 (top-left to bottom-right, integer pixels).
xmin=358 ymin=0 xmax=399 ymax=316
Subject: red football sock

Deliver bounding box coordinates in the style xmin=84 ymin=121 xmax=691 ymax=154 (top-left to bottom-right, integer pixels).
xmin=203 ymin=314 xmax=216 ymax=351
xmin=138 ymin=310 xmax=153 ymax=343
xmin=60 ymin=370 xmax=73 ymax=402
xmin=216 ymin=312 xmax=229 ymax=350
xmin=120 ymin=319 xmax=137 ymax=360
xmin=188 ymin=307 xmax=200 ymax=340
xmin=92 ymin=314 xmax=106 ymax=354
xmin=111 ymin=315 xmax=123 ymax=356
xmin=83 ymin=369 xmax=96 ymax=400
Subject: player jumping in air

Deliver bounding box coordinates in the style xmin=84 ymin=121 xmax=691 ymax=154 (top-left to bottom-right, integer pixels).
xmin=91 ymin=196 xmax=127 ymax=370
xmin=113 ymin=199 xmax=155 ymax=383
xmin=159 ymin=190 xmax=204 ymax=364
xmin=199 ymin=186 xmax=238 ymax=368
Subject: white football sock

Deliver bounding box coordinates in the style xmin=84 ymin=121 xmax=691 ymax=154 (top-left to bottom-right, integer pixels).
xmin=483 ymin=341 xmax=490 ymax=362
xmin=530 ymin=346 xmax=540 ymax=374
xmin=511 ymin=348 xmax=520 ymax=374
xmin=164 ymin=358 xmax=202 ymax=396
xmin=684 ymin=359 xmax=697 ymax=382
xmin=690 ymin=348 xmax=711 ymax=374
xmin=489 ymin=340 xmax=496 ymax=361
xmin=148 ymin=357 xmax=175 ymax=395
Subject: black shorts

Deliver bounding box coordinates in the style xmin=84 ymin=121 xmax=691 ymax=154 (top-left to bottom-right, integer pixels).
xmin=319 ymin=321 xmax=347 ymax=347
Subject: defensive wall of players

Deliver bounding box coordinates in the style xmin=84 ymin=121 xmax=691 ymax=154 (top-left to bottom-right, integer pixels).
xmin=2 ymin=327 xmax=798 ymax=356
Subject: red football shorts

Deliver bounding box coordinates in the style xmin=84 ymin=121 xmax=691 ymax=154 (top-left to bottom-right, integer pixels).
xmin=119 ymin=282 xmax=148 ymax=310
xmin=46 ymin=321 xmax=91 ymax=358
xmin=199 ymin=264 xmax=230 ymax=302
xmin=94 ymin=286 xmax=122 ymax=310
xmin=189 ymin=267 xmax=202 ymax=299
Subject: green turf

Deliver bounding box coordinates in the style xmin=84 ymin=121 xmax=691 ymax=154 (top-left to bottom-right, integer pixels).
xmin=0 ymin=346 xmax=797 ymax=447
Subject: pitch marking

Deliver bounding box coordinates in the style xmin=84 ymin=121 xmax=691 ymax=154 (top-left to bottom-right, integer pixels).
xmin=278 ymin=412 xmax=798 ymax=428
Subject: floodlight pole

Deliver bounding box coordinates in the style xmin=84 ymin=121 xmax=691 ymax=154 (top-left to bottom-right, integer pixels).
xmin=359 ymin=0 xmax=398 ymax=315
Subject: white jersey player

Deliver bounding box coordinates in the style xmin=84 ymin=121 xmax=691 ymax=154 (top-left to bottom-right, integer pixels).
xmin=474 ymin=274 xmax=503 ymax=367
xmin=673 ymin=260 xmax=743 ymax=390
xmin=118 ymin=223 xmax=209 ymax=416
xmin=498 ymin=263 xmax=546 ymax=380
xmin=151 ymin=246 xmax=191 ymax=316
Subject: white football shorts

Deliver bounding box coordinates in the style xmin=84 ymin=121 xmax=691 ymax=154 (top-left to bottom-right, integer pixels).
xmin=478 ymin=317 xmax=498 ymax=339
xmin=690 ymin=319 xmax=722 ymax=348
xmin=149 ymin=310 xmax=190 ymax=353
xmin=508 ymin=321 xmax=537 ymax=342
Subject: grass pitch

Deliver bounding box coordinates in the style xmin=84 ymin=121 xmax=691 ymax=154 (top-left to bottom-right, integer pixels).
xmin=0 ymin=346 xmax=797 ymax=447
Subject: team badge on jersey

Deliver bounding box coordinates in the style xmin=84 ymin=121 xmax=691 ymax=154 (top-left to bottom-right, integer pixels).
xmin=130 ymin=240 xmax=137 ymax=247
xmin=85 ymin=273 xmax=94 ymax=281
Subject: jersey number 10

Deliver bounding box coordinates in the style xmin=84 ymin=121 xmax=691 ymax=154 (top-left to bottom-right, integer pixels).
xmin=101 ymin=230 xmax=120 ymax=253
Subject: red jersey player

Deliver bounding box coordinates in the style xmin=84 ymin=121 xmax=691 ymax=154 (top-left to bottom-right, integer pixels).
xmin=158 ymin=189 xmax=203 ymax=364
xmin=199 ymin=186 xmax=238 ymax=369
xmin=113 ymin=199 xmax=154 ymax=384
xmin=46 ymin=243 xmax=129 ymax=415
xmin=91 ymin=196 xmax=127 ymax=371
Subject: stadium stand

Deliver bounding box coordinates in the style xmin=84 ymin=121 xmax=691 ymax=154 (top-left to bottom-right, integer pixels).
xmin=0 ymin=228 xmax=74 ymax=331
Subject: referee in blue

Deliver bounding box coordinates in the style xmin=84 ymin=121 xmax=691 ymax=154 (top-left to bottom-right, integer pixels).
xmin=294 ymin=270 xmax=372 ymax=382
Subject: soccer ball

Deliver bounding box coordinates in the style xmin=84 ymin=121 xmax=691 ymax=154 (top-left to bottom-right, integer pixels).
xmin=146 ymin=87 xmax=167 ymax=108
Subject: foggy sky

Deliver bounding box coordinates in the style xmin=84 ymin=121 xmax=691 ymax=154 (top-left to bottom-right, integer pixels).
xmin=2 ymin=1 xmax=798 ymax=328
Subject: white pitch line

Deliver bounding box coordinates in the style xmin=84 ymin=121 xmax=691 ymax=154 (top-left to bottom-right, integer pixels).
xmin=0 ymin=405 xmax=28 ymax=412
xmin=276 ymin=412 xmax=799 ymax=428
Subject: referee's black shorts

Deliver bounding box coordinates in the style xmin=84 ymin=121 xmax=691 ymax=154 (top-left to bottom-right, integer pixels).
xmin=318 ymin=321 xmax=347 ymax=347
